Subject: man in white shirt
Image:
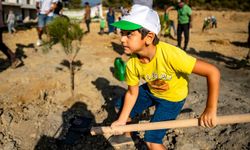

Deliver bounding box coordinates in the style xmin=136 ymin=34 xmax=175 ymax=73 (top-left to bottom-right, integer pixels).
xmin=36 ymin=0 xmax=58 ymax=46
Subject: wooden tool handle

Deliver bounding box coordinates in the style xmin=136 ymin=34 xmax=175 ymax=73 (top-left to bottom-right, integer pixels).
xmin=90 ymin=114 xmax=250 ymax=135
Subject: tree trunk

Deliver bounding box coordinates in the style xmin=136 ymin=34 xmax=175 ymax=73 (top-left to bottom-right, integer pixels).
xmin=70 ymin=61 xmax=75 ymax=96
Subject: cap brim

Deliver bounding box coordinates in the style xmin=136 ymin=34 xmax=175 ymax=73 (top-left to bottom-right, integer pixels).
xmin=111 ymin=20 xmax=142 ymax=31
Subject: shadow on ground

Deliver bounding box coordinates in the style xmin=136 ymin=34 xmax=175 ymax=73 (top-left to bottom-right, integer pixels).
xmin=91 ymin=77 xmax=126 ymax=125
xmin=55 ymin=59 xmax=84 ymax=93
xmin=0 ymin=58 xmax=11 ymax=72
xmin=16 ymin=43 xmax=33 ymax=59
xmin=0 ymin=43 xmax=31 ymax=72
xmin=231 ymin=41 xmax=249 ymax=48
xmin=111 ymin=42 xmax=124 ymax=55
xmin=35 ymin=101 xmax=114 ymax=150
xmin=188 ymin=47 xmax=250 ymax=69
xmin=56 ymin=59 xmax=83 ymax=71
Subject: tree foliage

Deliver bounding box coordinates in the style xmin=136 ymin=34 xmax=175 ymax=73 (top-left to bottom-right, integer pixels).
xmin=46 ymin=17 xmax=83 ymax=54
xmin=102 ymin=0 xmax=132 ymax=8
xmin=68 ymin=0 xmax=82 ymax=9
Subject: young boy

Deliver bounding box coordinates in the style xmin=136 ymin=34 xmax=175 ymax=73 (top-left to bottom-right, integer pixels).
xmin=99 ymin=17 xmax=106 ymax=35
xmin=110 ymin=4 xmax=220 ymax=150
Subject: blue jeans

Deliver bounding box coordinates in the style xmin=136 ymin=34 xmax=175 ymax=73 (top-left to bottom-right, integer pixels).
xmin=8 ymin=22 xmax=15 ymax=33
xmin=115 ymin=83 xmax=185 ymax=144
xmin=38 ymin=14 xmax=53 ymax=28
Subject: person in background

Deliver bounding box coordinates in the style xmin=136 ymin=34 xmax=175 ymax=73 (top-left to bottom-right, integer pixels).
xmin=120 ymin=6 xmax=129 ymax=17
xmin=99 ymin=17 xmax=106 ymax=35
xmin=202 ymin=17 xmax=210 ymax=32
xmin=167 ymin=0 xmax=192 ymax=51
xmin=7 ymin=10 xmax=16 ymax=34
xmin=54 ymin=0 xmax=63 ymax=16
xmin=0 ymin=3 xmax=21 ymax=68
xmin=53 ymin=1 xmax=70 ymax=21
xmin=84 ymin=2 xmax=91 ymax=33
xmin=106 ymin=7 xmax=115 ymax=34
xmin=36 ymin=0 xmax=58 ymax=46
xmin=110 ymin=4 xmax=220 ymax=149
xmin=211 ymin=16 xmax=217 ymax=28
xmin=162 ymin=5 xmax=176 ymax=37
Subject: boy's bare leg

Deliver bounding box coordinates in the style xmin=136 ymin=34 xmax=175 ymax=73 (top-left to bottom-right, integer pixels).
xmin=146 ymin=142 xmax=167 ymax=150
xmin=37 ymin=28 xmax=43 ymax=40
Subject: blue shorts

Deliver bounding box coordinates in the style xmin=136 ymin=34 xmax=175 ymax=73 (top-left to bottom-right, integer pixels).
xmin=115 ymin=83 xmax=185 ymax=144
xmin=38 ymin=14 xmax=53 ymax=28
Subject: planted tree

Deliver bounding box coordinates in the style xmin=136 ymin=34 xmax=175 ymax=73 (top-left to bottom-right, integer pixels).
xmin=46 ymin=17 xmax=84 ymax=96
xmin=68 ymin=0 xmax=82 ymax=9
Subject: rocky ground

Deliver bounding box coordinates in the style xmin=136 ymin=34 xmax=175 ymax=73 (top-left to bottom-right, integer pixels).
xmin=0 ymin=10 xmax=250 ymax=150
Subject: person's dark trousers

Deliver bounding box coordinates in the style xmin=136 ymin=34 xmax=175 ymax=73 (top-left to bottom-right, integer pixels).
xmin=212 ymin=22 xmax=217 ymax=28
xmin=0 ymin=29 xmax=16 ymax=62
xmin=85 ymin=19 xmax=91 ymax=32
xmin=177 ymin=23 xmax=190 ymax=51
xmin=248 ymin=21 xmax=250 ymax=48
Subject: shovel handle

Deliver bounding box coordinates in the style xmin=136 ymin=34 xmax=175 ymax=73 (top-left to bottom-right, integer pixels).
xmin=90 ymin=113 xmax=250 ymax=135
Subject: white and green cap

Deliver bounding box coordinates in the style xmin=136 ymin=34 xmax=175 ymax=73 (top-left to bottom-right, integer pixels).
xmin=112 ymin=4 xmax=161 ymax=35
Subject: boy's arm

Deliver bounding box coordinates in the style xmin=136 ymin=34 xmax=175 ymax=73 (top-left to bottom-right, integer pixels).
xmin=192 ymin=59 xmax=220 ymax=128
xmin=111 ymin=85 xmax=139 ymax=127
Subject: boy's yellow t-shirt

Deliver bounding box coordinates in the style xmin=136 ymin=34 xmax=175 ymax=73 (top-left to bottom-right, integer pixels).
xmin=125 ymin=42 xmax=196 ymax=102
